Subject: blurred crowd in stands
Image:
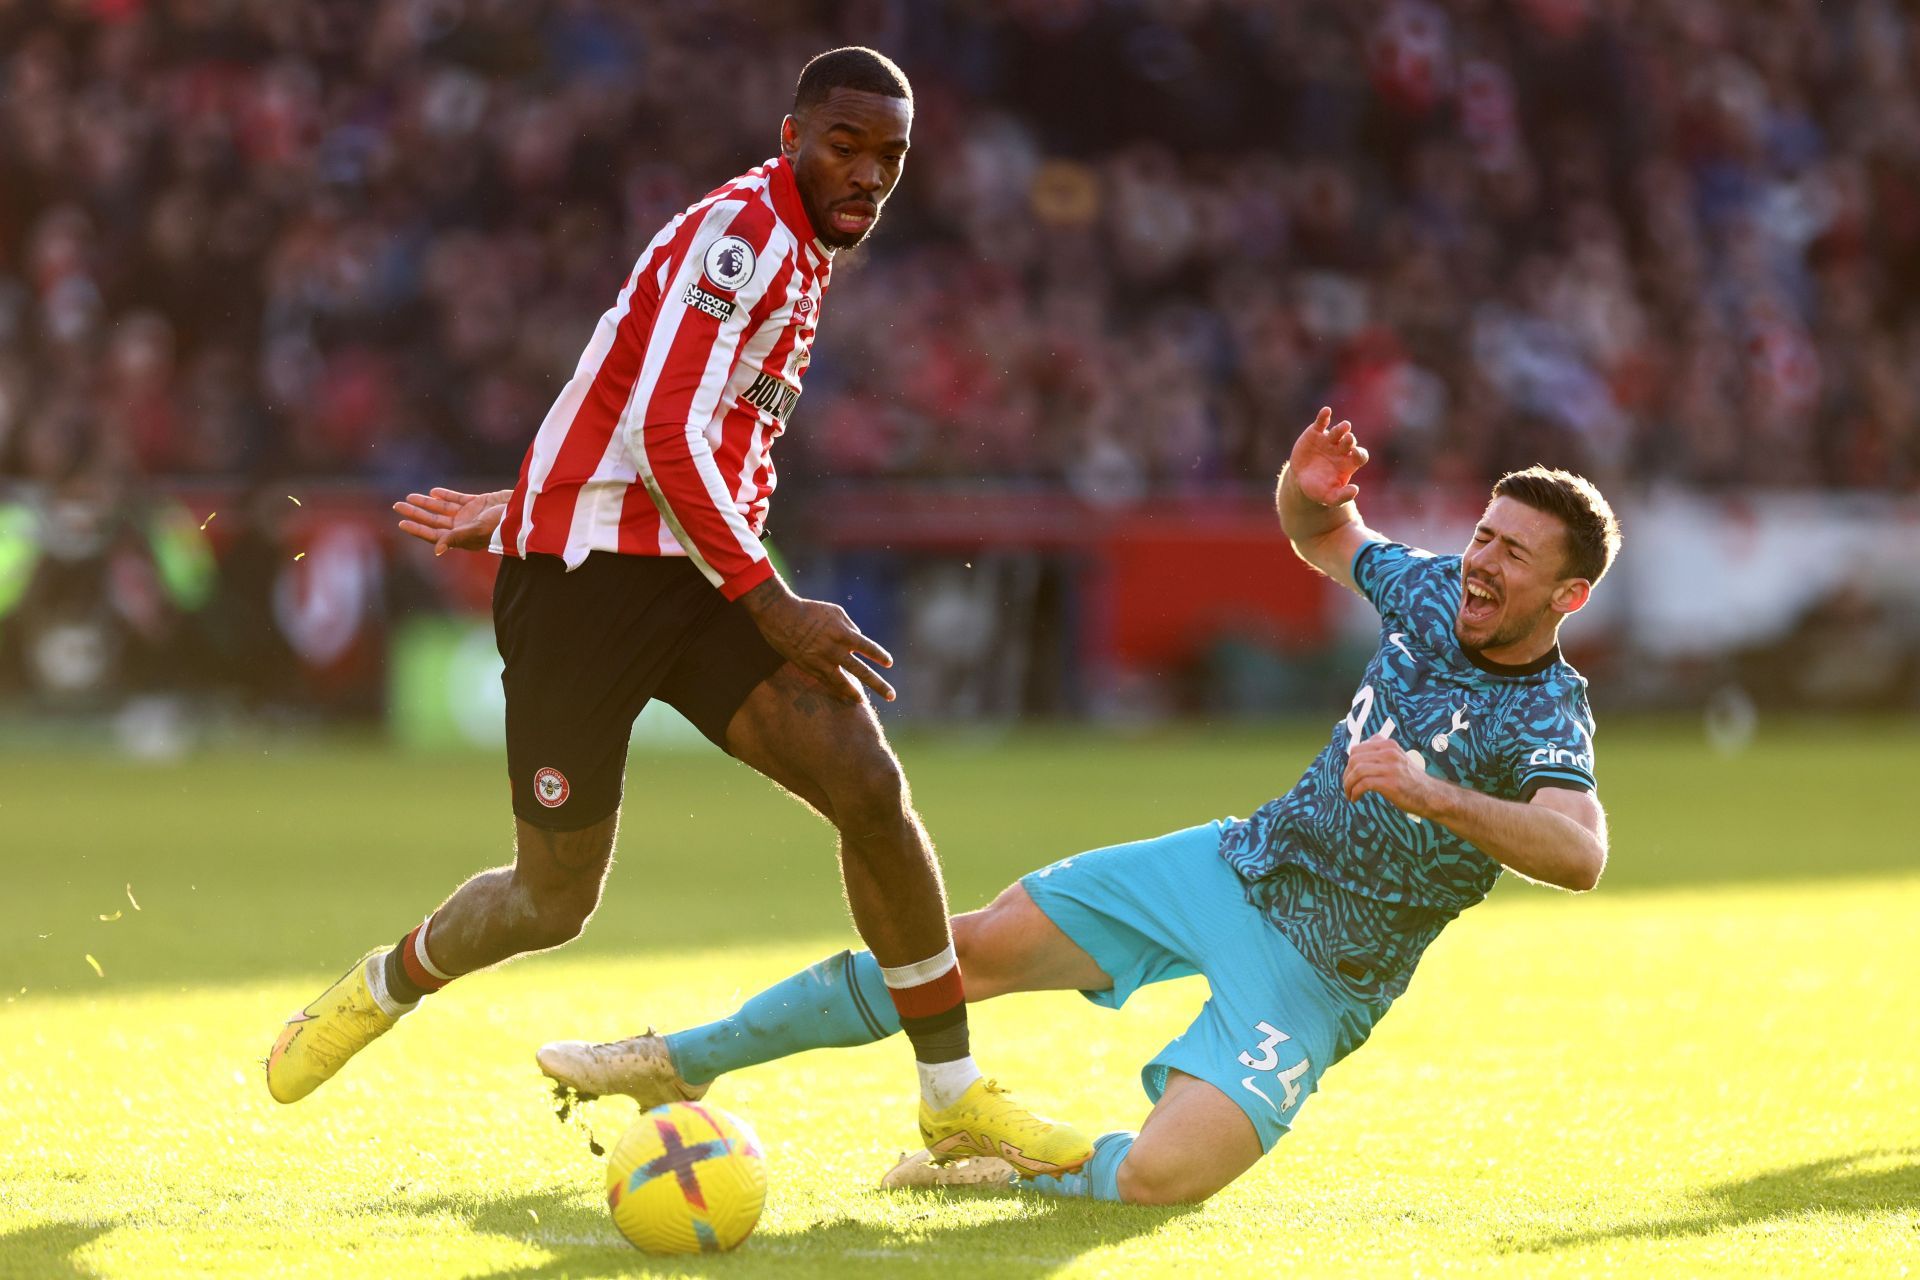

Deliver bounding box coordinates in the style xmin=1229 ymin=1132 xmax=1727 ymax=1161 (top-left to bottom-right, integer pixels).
xmin=2 ymin=0 xmax=1918 ymax=506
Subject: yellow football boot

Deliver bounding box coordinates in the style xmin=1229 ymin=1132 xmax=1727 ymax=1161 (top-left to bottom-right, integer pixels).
xmin=265 ymin=951 xmax=402 ymax=1103
xmin=919 ymin=1079 xmax=1092 ymax=1177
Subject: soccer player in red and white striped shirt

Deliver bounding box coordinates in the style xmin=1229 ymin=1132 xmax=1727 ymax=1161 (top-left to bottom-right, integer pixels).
xmin=265 ymin=47 xmax=1091 ymax=1177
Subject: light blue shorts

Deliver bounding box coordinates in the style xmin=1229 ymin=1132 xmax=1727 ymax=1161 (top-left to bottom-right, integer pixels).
xmin=1021 ymin=822 xmax=1380 ymax=1151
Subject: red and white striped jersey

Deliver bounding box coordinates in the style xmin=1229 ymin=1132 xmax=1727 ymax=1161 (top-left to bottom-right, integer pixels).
xmin=492 ymin=155 xmax=831 ymax=600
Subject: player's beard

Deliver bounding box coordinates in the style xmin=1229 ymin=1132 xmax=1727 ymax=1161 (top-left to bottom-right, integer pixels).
xmin=1455 ymin=603 xmax=1545 ymax=657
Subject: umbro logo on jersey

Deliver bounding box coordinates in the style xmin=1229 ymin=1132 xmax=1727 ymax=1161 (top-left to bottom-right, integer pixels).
xmin=703 ymin=235 xmax=756 ymax=290
xmin=683 ymin=283 xmax=735 ymax=321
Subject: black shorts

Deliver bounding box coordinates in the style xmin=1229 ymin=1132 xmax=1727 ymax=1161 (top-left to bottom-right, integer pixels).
xmin=492 ymin=551 xmax=785 ymax=831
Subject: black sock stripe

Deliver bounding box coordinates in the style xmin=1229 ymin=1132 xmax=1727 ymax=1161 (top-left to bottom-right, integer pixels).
xmin=899 ymin=1013 xmax=972 ymax=1065
xmin=842 ymin=952 xmax=886 ymax=1039
xmin=384 ymin=945 xmax=428 ymax=1004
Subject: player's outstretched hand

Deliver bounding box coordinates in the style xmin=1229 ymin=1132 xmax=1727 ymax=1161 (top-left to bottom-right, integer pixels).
xmin=739 ymin=578 xmax=896 ymax=705
xmin=1289 ymin=407 xmax=1370 ymax=507
xmin=1342 ymin=729 xmax=1438 ymax=815
xmin=393 ymin=487 xmax=511 ymax=555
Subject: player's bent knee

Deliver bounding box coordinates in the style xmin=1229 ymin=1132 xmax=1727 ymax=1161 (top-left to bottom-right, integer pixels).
xmin=1114 ymin=1150 xmax=1229 ymax=1206
xmin=522 ymin=896 xmax=594 ymax=950
xmin=827 ymin=755 xmax=911 ymax=838
xmin=950 ymin=911 xmax=1008 ymax=1000
xmin=514 ymin=874 xmax=603 ymax=951
xmin=951 ymin=890 xmax=1042 ymax=1000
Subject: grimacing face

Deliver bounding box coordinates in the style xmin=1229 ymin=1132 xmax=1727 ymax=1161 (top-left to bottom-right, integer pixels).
xmin=781 ymin=88 xmax=911 ymax=249
xmin=1455 ymin=496 xmax=1591 ymax=655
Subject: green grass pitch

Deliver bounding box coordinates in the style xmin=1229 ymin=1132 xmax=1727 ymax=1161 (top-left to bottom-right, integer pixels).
xmin=2 ymin=720 xmax=1916 ymax=1278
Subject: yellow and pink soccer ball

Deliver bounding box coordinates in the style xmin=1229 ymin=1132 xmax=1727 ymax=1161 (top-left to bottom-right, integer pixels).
xmin=604 ymin=1101 xmax=767 ymax=1254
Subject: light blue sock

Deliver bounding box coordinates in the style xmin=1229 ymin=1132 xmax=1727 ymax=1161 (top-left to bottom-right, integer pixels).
xmin=666 ymin=950 xmax=898 ymax=1084
xmin=1015 ymin=1131 xmax=1134 ymax=1202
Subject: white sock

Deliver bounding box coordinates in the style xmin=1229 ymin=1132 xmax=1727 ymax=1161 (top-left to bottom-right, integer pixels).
xmin=878 ymin=946 xmax=978 ymax=1108
xmin=917 ymin=1055 xmax=981 ymax=1111
xmin=363 ymin=952 xmax=416 ymax=1019
xmin=878 ymin=946 xmax=959 ymax=989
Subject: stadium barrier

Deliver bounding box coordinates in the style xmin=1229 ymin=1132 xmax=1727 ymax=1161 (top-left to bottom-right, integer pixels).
xmin=0 ymin=485 xmax=1913 ymax=737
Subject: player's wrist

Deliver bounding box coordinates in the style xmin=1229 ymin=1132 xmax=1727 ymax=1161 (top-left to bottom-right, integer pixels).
xmin=736 ymin=574 xmax=793 ymax=619
xmin=1278 ymin=463 xmax=1320 ymax=509
xmin=1415 ymin=776 xmax=1468 ymax=824
xmin=740 ymin=582 xmax=814 ymax=659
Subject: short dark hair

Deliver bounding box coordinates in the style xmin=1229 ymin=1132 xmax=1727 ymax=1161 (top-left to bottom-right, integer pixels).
xmin=794 ymin=46 xmax=912 ymax=114
xmin=1492 ymin=466 xmax=1622 ymax=583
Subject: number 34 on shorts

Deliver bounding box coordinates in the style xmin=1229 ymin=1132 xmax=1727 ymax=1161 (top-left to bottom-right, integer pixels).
xmin=1238 ymin=1020 xmax=1311 ymax=1115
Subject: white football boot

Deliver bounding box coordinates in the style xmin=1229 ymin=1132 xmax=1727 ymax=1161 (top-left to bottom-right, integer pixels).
xmin=880 ymin=1148 xmax=1017 ymax=1191
xmin=535 ymin=1030 xmax=707 ymax=1106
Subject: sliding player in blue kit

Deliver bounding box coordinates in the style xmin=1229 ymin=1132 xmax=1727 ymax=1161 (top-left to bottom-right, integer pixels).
xmin=534 ymin=406 xmax=1622 ymax=1205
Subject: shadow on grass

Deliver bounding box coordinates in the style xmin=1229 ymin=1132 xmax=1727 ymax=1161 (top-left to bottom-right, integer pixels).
xmin=0 ymin=1182 xmax=1189 ymax=1279
xmin=385 ymin=1181 xmax=1193 ymax=1279
xmin=1510 ymin=1148 xmax=1920 ymax=1254
xmin=0 ymin=1217 xmax=115 ymax=1278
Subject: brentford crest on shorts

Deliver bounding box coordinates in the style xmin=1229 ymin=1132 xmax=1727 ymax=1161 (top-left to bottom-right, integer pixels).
xmin=534 ymin=767 xmax=570 ymax=808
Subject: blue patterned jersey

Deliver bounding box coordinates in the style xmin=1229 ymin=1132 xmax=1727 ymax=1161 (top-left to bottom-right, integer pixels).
xmin=1220 ymin=539 xmax=1597 ymax=1007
